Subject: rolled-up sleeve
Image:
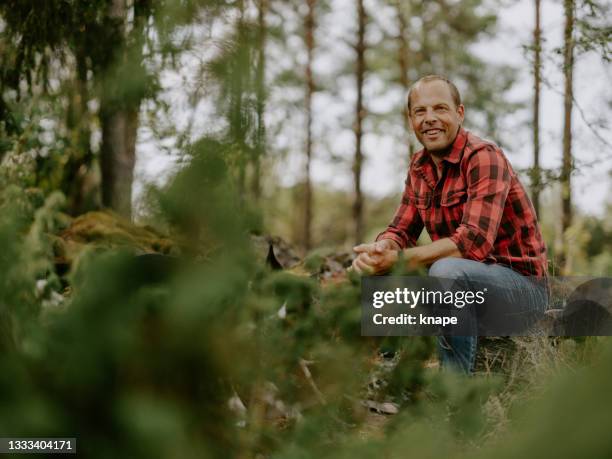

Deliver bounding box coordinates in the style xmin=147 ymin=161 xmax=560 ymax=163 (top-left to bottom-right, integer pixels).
xmin=449 ymin=146 xmax=511 ymax=260
xmin=376 ymin=173 xmax=424 ymax=249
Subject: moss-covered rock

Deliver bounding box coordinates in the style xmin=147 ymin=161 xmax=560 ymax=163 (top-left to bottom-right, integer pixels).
xmin=53 ymin=211 xmax=177 ymax=271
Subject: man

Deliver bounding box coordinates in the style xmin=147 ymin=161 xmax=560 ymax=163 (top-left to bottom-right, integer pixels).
xmin=351 ymin=75 xmax=548 ymax=373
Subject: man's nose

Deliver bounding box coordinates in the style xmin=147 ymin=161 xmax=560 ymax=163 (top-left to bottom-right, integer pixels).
xmin=424 ymin=108 xmax=437 ymax=124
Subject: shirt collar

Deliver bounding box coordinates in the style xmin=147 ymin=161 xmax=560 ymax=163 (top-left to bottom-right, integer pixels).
xmin=443 ymin=127 xmax=468 ymax=164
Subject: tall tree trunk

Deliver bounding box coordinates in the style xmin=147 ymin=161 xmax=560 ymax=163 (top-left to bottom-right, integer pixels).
xmin=561 ymin=0 xmax=575 ymax=273
xmin=100 ymin=106 xmax=138 ymax=218
xmin=532 ymin=0 xmax=542 ymax=217
xmin=303 ymin=0 xmax=316 ymax=251
xmin=99 ymin=0 xmax=141 ymax=219
xmin=395 ymin=0 xmax=414 ymax=159
xmin=252 ymin=0 xmax=267 ymax=203
xmin=353 ymin=0 xmax=367 ymax=245
xmin=66 ymin=51 xmax=98 ymax=215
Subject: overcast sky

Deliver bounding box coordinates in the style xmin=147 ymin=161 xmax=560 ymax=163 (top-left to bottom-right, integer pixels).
xmin=134 ymin=0 xmax=611 ymax=218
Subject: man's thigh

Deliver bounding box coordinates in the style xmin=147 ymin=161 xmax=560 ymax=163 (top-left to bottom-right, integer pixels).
xmin=428 ymin=257 xmax=548 ymax=334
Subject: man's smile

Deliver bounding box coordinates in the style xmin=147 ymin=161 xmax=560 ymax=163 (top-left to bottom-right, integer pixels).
xmin=423 ymin=128 xmax=443 ymax=138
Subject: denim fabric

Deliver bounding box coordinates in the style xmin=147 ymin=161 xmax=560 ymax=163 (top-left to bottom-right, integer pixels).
xmin=429 ymin=258 xmax=548 ymax=374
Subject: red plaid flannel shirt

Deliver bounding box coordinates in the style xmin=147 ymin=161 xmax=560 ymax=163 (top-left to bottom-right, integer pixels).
xmin=377 ymin=128 xmax=548 ymax=277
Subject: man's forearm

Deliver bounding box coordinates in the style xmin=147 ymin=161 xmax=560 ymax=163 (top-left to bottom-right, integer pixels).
xmin=402 ymin=238 xmax=461 ymax=268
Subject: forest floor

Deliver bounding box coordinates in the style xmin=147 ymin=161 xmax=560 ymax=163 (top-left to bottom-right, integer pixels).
xmin=51 ymin=211 xmax=598 ymax=448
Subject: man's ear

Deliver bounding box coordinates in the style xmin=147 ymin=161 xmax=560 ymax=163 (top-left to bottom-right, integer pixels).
xmin=457 ymin=104 xmax=465 ymax=124
xmin=408 ymin=113 xmax=416 ymax=132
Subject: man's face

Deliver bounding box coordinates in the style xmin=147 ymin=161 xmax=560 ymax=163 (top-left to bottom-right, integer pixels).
xmin=409 ymin=81 xmax=465 ymax=153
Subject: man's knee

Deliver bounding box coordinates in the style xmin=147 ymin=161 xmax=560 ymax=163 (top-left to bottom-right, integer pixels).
xmin=428 ymin=257 xmax=483 ymax=279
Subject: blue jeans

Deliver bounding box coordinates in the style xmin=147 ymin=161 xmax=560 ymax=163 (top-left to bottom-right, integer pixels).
xmin=429 ymin=258 xmax=548 ymax=374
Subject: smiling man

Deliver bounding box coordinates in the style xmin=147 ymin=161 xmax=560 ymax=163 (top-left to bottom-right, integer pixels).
xmin=351 ymin=75 xmax=549 ymax=373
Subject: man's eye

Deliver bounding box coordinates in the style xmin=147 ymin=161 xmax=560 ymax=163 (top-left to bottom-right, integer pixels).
xmin=435 ymin=107 xmax=448 ymax=112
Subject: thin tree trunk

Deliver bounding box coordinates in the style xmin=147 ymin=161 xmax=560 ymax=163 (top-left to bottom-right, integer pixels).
xmin=99 ymin=0 xmax=141 ymax=219
xmin=561 ymin=0 xmax=575 ymax=272
xmin=532 ymin=0 xmax=541 ymax=217
xmin=252 ymin=0 xmax=267 ymax=203
xmin=304 ymin=0 xmax=316 ymax=251
xmin=235 ymin=0 xmax=247 ymax=204
xmin=353 ymin=0 xmax=367 ymax=245
xmin=395 ymin=0 xmax=414 ymax=159
xmin=420 ymin=4 xmax=431 ymax=75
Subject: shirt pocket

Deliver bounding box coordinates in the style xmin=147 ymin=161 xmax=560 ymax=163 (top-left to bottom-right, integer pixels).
xmin=441 ymin=190 xmax=467 ymax=207
xmin=405 ymin=191 xmax=431 ymax=209
xmin=440 ymin=190 xmax=466 ymax=229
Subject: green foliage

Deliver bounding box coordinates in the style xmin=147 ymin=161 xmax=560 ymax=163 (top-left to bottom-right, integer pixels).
xmin=0 ymin=1 xmax=609 ymax=457
xmin=0 ymin=185 xmax=66 ymax=352
xmin=0 ymin=1 xmax=235 ymax=215
xmin=158 ymin=137 xmax=262 ymax=250
xmin=204 ymin=8 xmax=268 ymax=203
xmin=0 ymin=146 xmax=463 ymax=457
xmin=0 ymin=97 xmax=609 ymax=459
xmin=575 ymin=0 xmax=611 ymax=62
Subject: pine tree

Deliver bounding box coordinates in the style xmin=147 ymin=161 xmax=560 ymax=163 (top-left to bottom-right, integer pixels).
xmin=532 ymin=0 xmax=542 ymax=217
xmin=304 ymin=0 xmax=317 ymax=251
xmin=98 ymin=0 xmax=142 ymax=219
xmin=394 ymin=0 xmax=414 ymax=159
xmin=252 ymin=0 xmax=268 ymax=203
xmin=561 ymin=0 xmax=575 ymax=273
xmin=206 ymin=1 xmax=262 ymax=206
xmin=353 ymin=0 xmax=367 ymax=245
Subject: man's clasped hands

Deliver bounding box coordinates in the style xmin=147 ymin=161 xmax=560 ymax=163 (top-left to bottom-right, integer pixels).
xmin=350 ymin=238 xmax=402 ymax=275
xmin=351 ymin=237 xmax=463 ymax=276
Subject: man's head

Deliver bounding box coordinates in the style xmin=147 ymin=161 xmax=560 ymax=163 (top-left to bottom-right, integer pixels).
xmin=407 ymin=75 xmax=464 ymax=154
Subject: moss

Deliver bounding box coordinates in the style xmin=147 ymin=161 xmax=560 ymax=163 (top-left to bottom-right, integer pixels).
xmin=55 ymin=211 xmax=177 ymax=268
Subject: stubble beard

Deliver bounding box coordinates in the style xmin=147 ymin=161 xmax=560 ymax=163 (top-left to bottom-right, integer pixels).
xmin=422 ymin=125 xmax=460 ymax=158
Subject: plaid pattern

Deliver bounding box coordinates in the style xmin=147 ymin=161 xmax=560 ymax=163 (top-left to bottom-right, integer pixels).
xmin=377 ymin=128 xmax=548 ymax=277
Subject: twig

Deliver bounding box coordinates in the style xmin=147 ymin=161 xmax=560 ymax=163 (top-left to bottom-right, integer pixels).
xmin=540 ymin=74 xmax=612 ymax=151
xmin=299 ymin=358 xmax=327 ymax=405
